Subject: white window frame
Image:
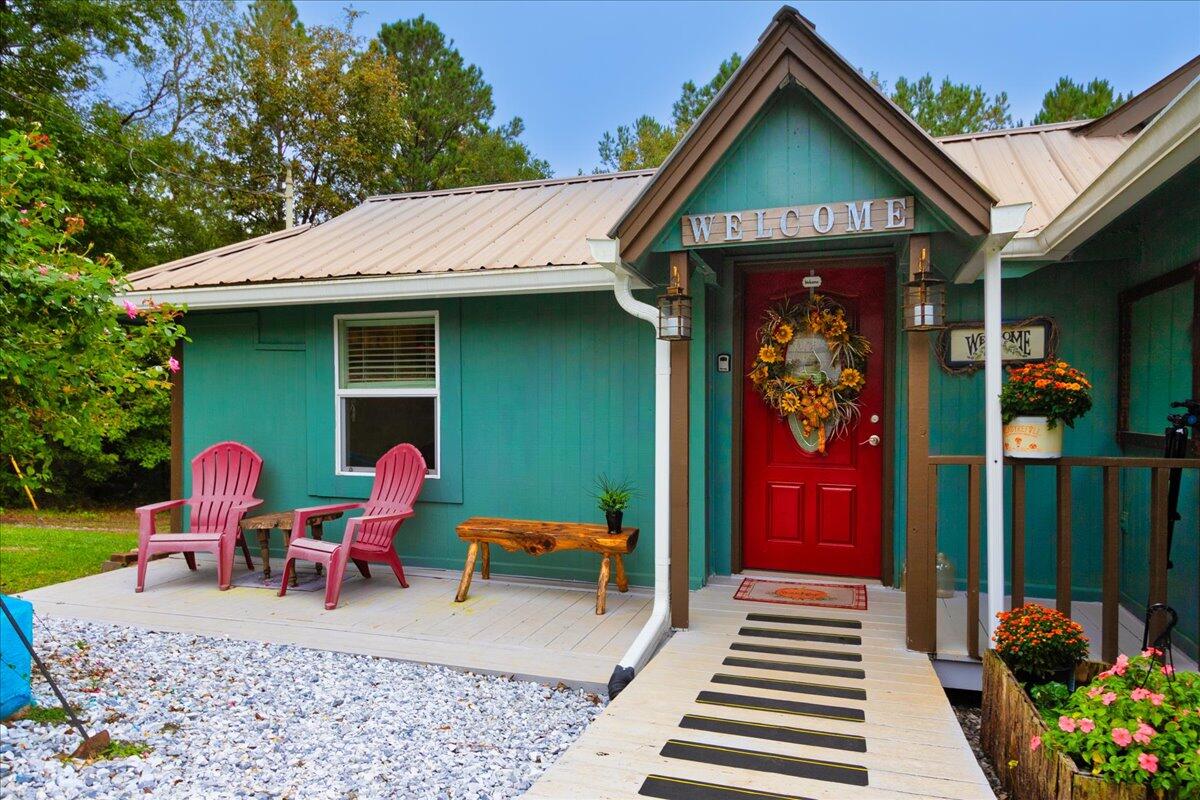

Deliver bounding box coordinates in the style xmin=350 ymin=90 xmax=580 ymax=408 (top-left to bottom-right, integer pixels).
xmin=333 ymin=310 xmax=440 ymax=479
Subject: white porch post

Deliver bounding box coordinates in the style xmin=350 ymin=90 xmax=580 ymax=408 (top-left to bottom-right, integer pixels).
xmin=983 ymin=245 xmax=1005 ymax=642
xmin=958 ymin=204 xmax=1030 ymax=645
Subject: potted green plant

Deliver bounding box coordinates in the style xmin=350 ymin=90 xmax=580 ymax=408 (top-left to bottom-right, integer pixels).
xmin=593 ymin=475 xmax=635 ymax=534
xmin=1001 ymin=359 xmax=1093 ymax=458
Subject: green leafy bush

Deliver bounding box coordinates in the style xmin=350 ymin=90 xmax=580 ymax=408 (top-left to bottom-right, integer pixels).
xmin=1034 ymin=650 xmax=1200 ymax=794
xmin=993 ymin=603 xmax=1090 ymax=681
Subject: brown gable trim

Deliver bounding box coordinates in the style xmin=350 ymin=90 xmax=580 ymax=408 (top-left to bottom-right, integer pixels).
xmin=1079 ymin=55 xmax=1200 ymax=137
xmin=612 ymin=6 xmax=994 ymax=261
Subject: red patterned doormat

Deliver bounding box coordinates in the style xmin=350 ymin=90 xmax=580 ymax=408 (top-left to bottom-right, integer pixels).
xmin=734 ymin=578 xmax=868 ymax=610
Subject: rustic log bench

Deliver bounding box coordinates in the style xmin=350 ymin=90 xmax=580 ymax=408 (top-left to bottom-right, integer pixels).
xmin=453 ymin=517 xmax=639 ymax=615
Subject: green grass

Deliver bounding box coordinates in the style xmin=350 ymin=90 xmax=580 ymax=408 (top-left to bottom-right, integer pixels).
xmin=0 ymin=526 xmax=138 ymax=593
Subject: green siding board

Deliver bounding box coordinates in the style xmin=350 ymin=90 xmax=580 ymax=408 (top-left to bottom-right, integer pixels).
xmin=183 ymin=292 xmax=660 ymax=587
xmin=648 ymin=87 xmax=948 ymax=256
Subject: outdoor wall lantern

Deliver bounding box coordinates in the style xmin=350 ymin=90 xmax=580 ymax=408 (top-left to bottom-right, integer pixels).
xmin=657 ymin=264 xmax=692 ymax=341
xmin=903 ymin=248 xmax=947 ymax=332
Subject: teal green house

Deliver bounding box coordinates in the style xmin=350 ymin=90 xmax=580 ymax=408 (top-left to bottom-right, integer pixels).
xmin=125 ymin=8 xmax=1200 ymax=672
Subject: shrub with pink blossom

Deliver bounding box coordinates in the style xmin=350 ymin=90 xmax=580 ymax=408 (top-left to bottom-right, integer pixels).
xmin=1036 ymin=650 xmax=1200 ymax=794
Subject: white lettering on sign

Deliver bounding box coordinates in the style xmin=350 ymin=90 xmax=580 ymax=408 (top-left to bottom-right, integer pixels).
xmin=754 ymin=210 xmax=773 ymax=240
xmin=681 ymin=196 xmax=914 ymax=247
xmin=725 ymin=212 xmax=743 ymax=241
xmin=846 ymin=200 xmax=873 ymax=232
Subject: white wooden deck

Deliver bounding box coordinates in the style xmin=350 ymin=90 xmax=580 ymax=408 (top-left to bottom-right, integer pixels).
xmin=527 ymin=578 xmax=993 ymax=800
xmin=936 ymin=592 xmax=1199 ymax=672
xmin=17 ymin=554 xmax=652 ymax=690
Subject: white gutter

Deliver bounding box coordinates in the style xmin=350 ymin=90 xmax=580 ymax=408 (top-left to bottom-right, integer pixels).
xmin=974 ymin=204 xmax=1031 ymax=643
xmin=587 ymin=237 xmax=671 ymax=698
xmin=119 ymin=265 xmax=647 ymax=310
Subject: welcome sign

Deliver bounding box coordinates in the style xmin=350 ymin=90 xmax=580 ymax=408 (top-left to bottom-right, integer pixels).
xmin=680 ymin=195 xmax=914 ymax=247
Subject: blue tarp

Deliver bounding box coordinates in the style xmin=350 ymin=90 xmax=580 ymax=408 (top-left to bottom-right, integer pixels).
xmin=0 ymin=594 xmax=33 ymax=719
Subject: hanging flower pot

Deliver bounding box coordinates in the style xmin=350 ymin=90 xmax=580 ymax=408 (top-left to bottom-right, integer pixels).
xmin=1000 ymin=360 xmax=1092 ymax=459
xmin=1003 ymin=415 xmax=1063 ymax=459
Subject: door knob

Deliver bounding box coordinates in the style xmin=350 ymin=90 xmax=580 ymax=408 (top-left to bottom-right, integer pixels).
xmin=860 ymin=434 xmax=881 ymax=447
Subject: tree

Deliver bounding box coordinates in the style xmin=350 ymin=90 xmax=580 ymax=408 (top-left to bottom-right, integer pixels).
xmin=597 ymin=54 xmax=742 ymax=172
xmin=0 ymin=129 xmax=185 ymax=497
xmin=205 ymin=1 xmax=409 ymax=234
xmin=888 ymin=74 xmax=1012 ymax=137
xmin=1033 ymin=77 xmax=1127 ymax=124
xmin=372 ymin=15 xmax=549 ymax=192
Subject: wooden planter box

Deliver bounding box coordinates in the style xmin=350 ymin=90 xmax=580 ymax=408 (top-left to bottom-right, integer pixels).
xmin=981 ymin=650 xmax=1166 ymax=800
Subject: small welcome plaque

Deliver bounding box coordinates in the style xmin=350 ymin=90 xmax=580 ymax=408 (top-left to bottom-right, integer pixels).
xmin=681 ymin=195 xmax=914 ymax=247
xmin=936 ymin=317 xmax=1058 ymax=374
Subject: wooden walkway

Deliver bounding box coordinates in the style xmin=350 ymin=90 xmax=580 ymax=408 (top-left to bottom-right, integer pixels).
xmin=527 ymin=578 xmax=994 ymax=800
xmin=17 ymin=555 xmax=651 ymax=690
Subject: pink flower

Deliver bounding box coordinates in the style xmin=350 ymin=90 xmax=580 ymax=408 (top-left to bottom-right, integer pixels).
xmin=1113 ymin=654 xmax=1130 ymax=676
xmin=1087 ymin=685 xmax=1103 ymax=699
xmin=1078 ymin=718 xmax=1095 ymax=733
xmin=1058 ymin=716 xmax=1077 ymax=733
xmin=1112 ymin=727 xmax=1133 ymax=747
xmin=1161 ymin=665 xmax=1175 ymax=676
xmin=1131 ymin=687 xmax=1151 ymax=702
xmin=1148 ymin=693 xmax=1165 ymax=707
xmin=168 ymin=356 xmax=180 ymax=374
xmin=123 ymin=300 xmax=139 ymax=319
xmin=1134 ymin=722 xmax=1156 ymax=745
xmin=1141 ymin=647 xmax=1162 ymax=658
xmin=1138 ymin=752 xmax=1159 ymax=773
xmin=37 ymin=265 xmax=49 ymax=275
xmin=1101 ymin=692 xmax=1118 ymax=706
xmin=1029 ymin=735 xmax=1041 ymax=751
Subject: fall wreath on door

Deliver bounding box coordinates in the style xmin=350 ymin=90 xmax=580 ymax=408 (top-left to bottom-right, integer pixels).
xmin=748 ymin=294 xmax=871 ymax=453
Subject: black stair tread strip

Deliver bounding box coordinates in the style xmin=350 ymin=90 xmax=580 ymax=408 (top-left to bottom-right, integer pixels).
xmin=745 ymin=612 xmax=863 ymax=630
xmin=679 ymin=714 xmax=867 ymax=753
xmin=660 ymin=739 xmax=869 ymax=787
xmin=722 ymin=656 xmax=866 ymax=680
xmin=639 ymin=774 xmax=814 ymax=800
xmin=712 ymin=673 xmax=867 ymax=701
xmin=739 ymin=627 xmax=861 ymax=646
xmin=696 ymin=690 xmax=866 ymax=722
xmin=731 ymin=642 xmax=863 ymax=663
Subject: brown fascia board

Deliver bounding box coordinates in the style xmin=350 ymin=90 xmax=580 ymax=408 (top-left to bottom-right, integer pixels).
xmin=613 ymin=8 xmax=994 ymax=261
xmin=1079 ymin=55 xmax=1200 ymax=137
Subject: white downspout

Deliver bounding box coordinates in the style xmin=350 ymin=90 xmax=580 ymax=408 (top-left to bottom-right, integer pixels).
xmin=588 ymin=237 xmax=671 ymax=697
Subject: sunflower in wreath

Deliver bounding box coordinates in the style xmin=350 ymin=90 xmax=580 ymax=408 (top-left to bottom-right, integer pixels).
xmin=749 ymin=294 xmax=871 ymax=453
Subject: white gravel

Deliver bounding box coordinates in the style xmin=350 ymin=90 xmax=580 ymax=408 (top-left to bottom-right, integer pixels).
xmin=1 ymin=617 xmax=605 ymax=799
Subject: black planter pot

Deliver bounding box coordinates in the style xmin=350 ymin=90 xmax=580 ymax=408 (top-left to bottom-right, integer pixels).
xmin=605 ymin=510 xmax=624 ymax=534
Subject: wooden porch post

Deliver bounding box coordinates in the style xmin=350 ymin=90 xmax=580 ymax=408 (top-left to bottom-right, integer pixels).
xmin=669 ymin=251 xmax=690 ymax=629
xmin=169 ymin=340 xmax=184 ymax=531
xmin=905 ymin=236 xmax=936 ymax=653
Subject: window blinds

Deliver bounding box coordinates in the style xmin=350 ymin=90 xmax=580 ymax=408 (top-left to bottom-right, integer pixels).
xmin=340 ymin=318 xmax=436 ymax=389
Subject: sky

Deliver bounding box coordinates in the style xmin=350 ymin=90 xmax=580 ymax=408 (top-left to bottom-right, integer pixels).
xmin=138 ymin=1 xmax=1200 ymax=177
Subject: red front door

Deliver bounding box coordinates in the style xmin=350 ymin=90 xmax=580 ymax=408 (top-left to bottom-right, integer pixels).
xmin=742 ymin=263 xmax=886 ymax=578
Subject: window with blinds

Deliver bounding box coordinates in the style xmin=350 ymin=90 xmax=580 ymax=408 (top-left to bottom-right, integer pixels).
xmin=338 ymin=317 xmax=436 ymax=389
xmin=335 ymin=313 xmax=439 ymax=476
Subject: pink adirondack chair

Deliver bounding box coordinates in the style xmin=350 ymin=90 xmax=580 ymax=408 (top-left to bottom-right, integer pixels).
xmin=279 ymin=443 xmax=425 ymax=610
xmin=134 ymin=441 xmax=264 ymax=592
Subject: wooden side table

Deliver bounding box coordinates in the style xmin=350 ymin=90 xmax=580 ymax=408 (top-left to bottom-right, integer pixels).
xmin=239 ymin=510 xmax=345 ymax=585
xmin=453 ymin=517 xmax=639 ymax=614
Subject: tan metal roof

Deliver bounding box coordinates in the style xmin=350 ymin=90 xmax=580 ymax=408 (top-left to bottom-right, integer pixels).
xmin=938 ymin=122 xmax=1135 ymax=237
xmin=129 ymin=123 xmax=1141 ymax=293
xmin=126 ymin=170 xmax=655 ymax=291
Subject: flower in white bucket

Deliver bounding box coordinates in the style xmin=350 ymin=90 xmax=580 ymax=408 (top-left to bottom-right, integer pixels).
xmin=1000 ymin=360 xmax=1092 ymax=458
